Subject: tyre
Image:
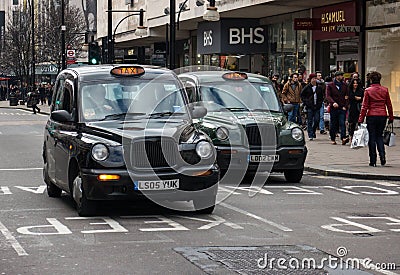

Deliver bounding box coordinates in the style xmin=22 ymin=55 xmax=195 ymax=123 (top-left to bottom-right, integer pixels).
xmin=72 ymin=173 xmax=97 ymax=216
xmin=193 ymin=195 xmax=216 ymax=214
xmin=43 ymin=164 xmax=62 ymax=198
xmin=284 ymin=168 xmax=304 ymax=183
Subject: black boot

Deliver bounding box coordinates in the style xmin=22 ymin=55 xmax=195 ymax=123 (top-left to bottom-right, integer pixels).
xmin=380 ymin=156 xmax=386 ymax=166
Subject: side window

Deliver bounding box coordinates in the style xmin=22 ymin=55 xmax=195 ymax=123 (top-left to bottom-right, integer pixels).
xmin=61 ymin=81 xmax=73 ymax=113
xmin=53 ymin=78 xmax=65 ymax=111
xmin=185 ymin=82 xmax=197 ymax=102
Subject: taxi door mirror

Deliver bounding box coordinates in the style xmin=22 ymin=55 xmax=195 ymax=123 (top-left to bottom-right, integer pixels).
xmin=191 ymin=105 xmax=207 ymax=119
xmin=283 ymin=104 xmax=294 ymax=114
xmin=51 ymin=110 xmax=73 ymax=123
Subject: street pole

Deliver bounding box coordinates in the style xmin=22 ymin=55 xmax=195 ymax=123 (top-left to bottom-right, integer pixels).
xmin=108 ymin=0 xmax=113 ymax=64
xmin=169 ymin=0 xmax=176 ymax=70
xmin=31 ymin=0 xmax=35 ymax=87
xmin=61 ymin=0 xmax=66 ymax=70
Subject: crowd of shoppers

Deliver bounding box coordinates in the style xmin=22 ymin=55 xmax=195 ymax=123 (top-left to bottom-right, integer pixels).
xmin=270 ymin=69 xmax=394 ymax=166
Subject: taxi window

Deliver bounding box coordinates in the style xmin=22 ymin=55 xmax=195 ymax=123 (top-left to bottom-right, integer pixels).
xmin=80 ymin=79 xmax=188 ymax=121
xmin=53 ymin=78 xmax=65 ymax=112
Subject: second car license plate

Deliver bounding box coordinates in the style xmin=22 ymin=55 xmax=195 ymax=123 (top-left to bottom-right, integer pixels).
xmin=248 ymin=155 xmax=279 ymax=162
xmin=134 ymin=179 xmax=179 ymax=190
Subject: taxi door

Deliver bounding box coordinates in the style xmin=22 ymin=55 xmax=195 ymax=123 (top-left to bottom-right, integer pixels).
xmin=52 ymin=79 xmax=77 ymax=189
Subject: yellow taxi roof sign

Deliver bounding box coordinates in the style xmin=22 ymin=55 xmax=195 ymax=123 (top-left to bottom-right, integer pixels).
xmin=110 ymin=66 xmax=145 ymax=77
xmin=222 ymin=72 xmax=248 ymax=80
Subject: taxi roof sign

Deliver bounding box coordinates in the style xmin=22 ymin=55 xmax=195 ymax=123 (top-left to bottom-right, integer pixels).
xmin=222 ymin=72 xmax=248 ymax=80
xmin=111 ymin=66 xmax=145 ymax=77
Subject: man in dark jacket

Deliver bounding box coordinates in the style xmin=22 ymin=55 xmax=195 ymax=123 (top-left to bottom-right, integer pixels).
xmin=300 ymin=73 xmax=324 ymax=140
xmin=326 ymin=71 xmax=349 ymax=145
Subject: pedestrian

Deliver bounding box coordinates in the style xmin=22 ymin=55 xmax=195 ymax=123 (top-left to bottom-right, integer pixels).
xmin=46 ymin=83 xmax=53 ymax=106
xmin=348 ymin=78 xmax=364 ymax=141
xmin=281 ymin=72 xmax=302 ymax=124
xmin=316 ymin=71 xmax=327 ymax=134
xmin=39 ymin=84 xmax=46 ymax=105
xmin=300 ymin=73 xmax=324 ymax=140
xmin=358 ymin=71 xmax=394 ymax=167
xmin=27 ymin=88 xmax=40 ymax=114
xmin=271 ymin=73 xmax=283 ymax=103
xmin=326 ymin=71 xmax=350 ymax=145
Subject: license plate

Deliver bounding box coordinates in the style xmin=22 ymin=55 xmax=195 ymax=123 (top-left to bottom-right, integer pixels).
xmin=134 ymin=179 xmax=179 ymax=190
xmin=248 ymin=155 xmax=279 ymax=162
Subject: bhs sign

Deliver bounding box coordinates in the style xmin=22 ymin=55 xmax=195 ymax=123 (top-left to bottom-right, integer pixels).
xmin=197 ymin=19 xmax=267 ymax=55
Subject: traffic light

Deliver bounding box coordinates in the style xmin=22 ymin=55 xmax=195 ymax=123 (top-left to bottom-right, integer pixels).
xmin=88 ymin=42 xmax=101 ymax=65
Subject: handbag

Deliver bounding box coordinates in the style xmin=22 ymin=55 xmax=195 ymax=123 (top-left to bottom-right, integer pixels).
xmin=383 ymin=124 xmax=396 ymax=147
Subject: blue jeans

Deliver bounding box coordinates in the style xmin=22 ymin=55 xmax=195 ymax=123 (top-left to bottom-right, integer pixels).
xmin=319 ymin=105 xmax=325 ymax=131
xmin=366 ymin=116 xmax=387 ymax=163
xmin=307 ymin=108 xmax=320 ymax=138
xmin=288 ymin=103 xmax=301 ymax=124
xmin=329 ymin=108 xmax=347 ymax=141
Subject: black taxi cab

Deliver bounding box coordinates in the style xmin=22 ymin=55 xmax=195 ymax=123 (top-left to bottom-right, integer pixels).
xmin=178 ymin=70 xmax=307 ymax=183
xmin=42 ymin=65 xmax=219 ymax=216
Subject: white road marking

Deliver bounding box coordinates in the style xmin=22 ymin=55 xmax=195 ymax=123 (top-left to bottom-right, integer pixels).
xmin=0 ymin=168 xmax=42 ymax=171
xmin=219 ymin=202 xmax=293 ymax=232
xmin=0 ymin=221 xmax=28 ymax=256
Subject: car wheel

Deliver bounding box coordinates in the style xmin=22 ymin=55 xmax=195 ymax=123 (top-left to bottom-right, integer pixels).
xmin=193 ymin=196 xmax=216 ymax=214
xmin=284 ymin=168 xmax=304 ymax=183
xmin=44 ymin=163 xmax=62 ymax=198
xmin=72 ymin=173 xmax=96 ymax=216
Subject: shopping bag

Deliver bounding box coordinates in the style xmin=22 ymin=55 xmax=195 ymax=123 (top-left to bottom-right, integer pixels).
xmin=351 ymin=124 xmax=369 ymax=149
xmin=383 ymin=124 xmax=396 ymax=147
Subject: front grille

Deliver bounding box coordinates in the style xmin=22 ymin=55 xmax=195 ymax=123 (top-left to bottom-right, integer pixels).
xmin=132 ymin=138 xmax=177 ymax=168
xmin=245 ymin=124 xmax=276 ymax=146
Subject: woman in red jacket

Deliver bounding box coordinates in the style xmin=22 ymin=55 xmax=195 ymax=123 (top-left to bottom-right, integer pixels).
xmin=358 ymin=71 xmax=394 ymax=166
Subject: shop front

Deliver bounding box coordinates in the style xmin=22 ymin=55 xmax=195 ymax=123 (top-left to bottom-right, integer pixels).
xmin=35 ymin=63 xmax=58 ymax=84
xmin=365 ymin=0 xmax=400 ymax=116
xmin=197 ymin=19 xmax=268 ymax=73
xmin=312 ymin=1 xmax=360 ymax=79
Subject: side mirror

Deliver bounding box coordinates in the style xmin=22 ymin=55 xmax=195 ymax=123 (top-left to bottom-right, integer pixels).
xmin=283 ymin=104 xmax=294 ymax=114
xmin=51 ymin=110 xmax=73 ymax=122
xmin=191 ymin=105 xmax=207 ymax=119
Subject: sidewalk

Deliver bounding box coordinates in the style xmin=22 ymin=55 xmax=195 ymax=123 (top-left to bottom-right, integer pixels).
xmin=304 ymin=128 xmax=400 ymax=181
xmin=1 ymin=99 xmax=399 ymax=181
xmin=0 ymin=99 xmax=51 ymax=114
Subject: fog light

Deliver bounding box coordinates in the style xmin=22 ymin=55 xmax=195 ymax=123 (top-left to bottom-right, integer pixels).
xmin=288 ymin=149 xmax=303 ymax=154
xmin=98 ymin=174 xmax=120 ymax=181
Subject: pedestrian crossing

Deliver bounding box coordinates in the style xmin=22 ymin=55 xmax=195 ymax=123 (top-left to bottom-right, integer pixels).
xmin=0 ymin=112 xmax=34 ymax=116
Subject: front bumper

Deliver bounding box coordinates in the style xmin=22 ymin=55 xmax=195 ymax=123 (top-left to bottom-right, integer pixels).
xmin=216 ymin=145 xmax=307 ymax=173
xmin=80 ymin=166 xmax=219 ymax=201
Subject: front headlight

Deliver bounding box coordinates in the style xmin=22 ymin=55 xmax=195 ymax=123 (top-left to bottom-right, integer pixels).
xmin=91 ymin=143 xmax=109 ymax=161
xmin=195 ymin=141 xmax=213 ymax=159
xmin=216 ymin=127 xmax=229 ymax=140
xmin=291 ymin=127 xmax=304 ymax=141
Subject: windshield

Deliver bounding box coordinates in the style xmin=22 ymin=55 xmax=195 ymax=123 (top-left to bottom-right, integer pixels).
xmin=80 ymin=78 xmax=188 ymax=121
xmin=199 ymin=81 xmax=281 ymax=112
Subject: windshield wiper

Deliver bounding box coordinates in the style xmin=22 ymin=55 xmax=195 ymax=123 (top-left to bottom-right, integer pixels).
xmin=149 ymin=111 xmax=185 ymax=118
xmin=251 ymin=108 xmax=282 ymax=113
xmin=100 ymin=112 xmax=146 ymax=121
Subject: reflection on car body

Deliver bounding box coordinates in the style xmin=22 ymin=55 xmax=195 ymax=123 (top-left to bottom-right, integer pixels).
xmin=43 ymin=65 xmax=219 ymax=216
xmin=178 ymin=70 xmax=307 ymax=183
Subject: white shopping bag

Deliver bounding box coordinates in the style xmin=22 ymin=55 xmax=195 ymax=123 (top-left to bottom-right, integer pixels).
xmin=350 ymin=124 xmax=369 ymax=149
xmin=388 ymin=132 xmax=396 ymax=147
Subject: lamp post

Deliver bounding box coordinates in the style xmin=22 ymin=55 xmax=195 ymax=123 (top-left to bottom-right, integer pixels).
xmin=168 ymin=0 xmax=219 ymax=70
xmin=61 ymin=0 xmax=66 ymax=70
xmin=31 ymin=0 xmax=35 ymax=88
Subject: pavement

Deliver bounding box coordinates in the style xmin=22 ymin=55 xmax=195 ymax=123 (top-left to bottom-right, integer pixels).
xmin=1 ymin=99 xmax=399 ymax=181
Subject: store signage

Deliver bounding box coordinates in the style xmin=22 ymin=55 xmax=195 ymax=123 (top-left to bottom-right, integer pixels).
xmin=312 ymin=1 xmax=357 ymax=40
xmin=336 ymin=25 xmax=360 ymax=33
xmin=294 ymin=18 xmax=321 ymax=30
xmin=197 ymin=19 xmax=267 ymax=55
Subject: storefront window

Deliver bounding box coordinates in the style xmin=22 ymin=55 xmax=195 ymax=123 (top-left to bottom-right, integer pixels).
xmin=268 ymin=21 xmax=309 ymax=79
xmin=367 ymin=0 xmax=400 ymax=27
xmin=366 ymin=28 xmax=400 ymax=116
